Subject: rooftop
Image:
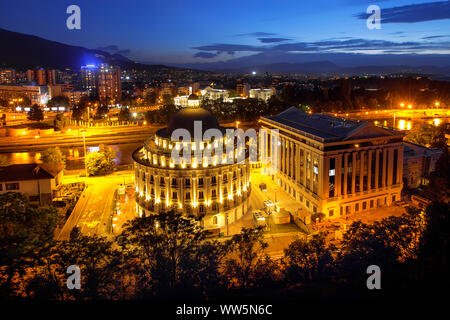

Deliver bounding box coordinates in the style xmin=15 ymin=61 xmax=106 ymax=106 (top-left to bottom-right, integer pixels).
xmin=0 ymin=163 xmax=63 ymax=182
xmin=262 ymin=106 xmax=398 ymax=143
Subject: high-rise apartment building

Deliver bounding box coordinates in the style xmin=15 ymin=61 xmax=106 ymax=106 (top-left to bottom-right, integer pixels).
xmin=98 ymin=64 xmax=121 ymax=103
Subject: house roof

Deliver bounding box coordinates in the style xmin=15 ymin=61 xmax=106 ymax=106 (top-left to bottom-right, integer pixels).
xmin=0 ymin=163 xmax=63 ymax=182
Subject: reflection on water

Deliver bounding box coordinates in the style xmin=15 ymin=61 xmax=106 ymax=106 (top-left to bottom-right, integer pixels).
xmin=3 ymin=142 xmax=141 ymax=170
xmin=374 ymin=117 xmax=446 ymax=131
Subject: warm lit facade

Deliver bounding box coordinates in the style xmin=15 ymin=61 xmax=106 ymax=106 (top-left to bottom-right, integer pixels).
xmin=201 ymin=86 xmax=228 ymax=101
xmin=260 ymin=107 xmax=404 ymax=219
xmin=133 ymin=104 xmax=251 ymax=230
xmin=249 ymin=88 xmax=274 ymax=102
xmin=98 ymin=64 xmax=121 ymax=103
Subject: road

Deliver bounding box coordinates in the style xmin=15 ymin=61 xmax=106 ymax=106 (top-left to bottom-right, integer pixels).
xmin=0 ymin=126 xmax=157 ymax=152
xmin=56 ymin=171 xmax=134 ymax=240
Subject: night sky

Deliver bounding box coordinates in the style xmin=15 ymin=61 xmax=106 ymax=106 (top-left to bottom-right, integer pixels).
xmin=0 ymin=0 xmax=449 ymax=65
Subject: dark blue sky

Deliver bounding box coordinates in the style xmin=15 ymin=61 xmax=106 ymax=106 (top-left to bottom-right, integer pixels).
xmin=0 ymin=0 xmax=449 ymax=64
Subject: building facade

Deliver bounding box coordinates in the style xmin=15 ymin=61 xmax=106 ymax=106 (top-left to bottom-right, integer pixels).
xmin=249 ymin=88 xmax=274 ymax=102
xmin=403 ymin=142 xmax=442 ymax=189
xmin=201 ymin=86 xmax=229 ymax=101
xmin=98 ymin=64 xmax=122 ymax=103
xmin=133 ymin=100 xmax=251 ymax=230
xmin=260 ymin=107 xmax=404 ymax=219
xmin=0 ymin=164 xmax=63 ymax=205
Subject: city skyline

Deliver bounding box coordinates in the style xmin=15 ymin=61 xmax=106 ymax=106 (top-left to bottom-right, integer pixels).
xmin=0 ymin=0 xmax=450 ymax=66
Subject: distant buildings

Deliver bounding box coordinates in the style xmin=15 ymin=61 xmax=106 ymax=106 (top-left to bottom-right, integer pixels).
xmin=260 ymin=107 xmax=404 ymax=220
xmin=80 ymin=64 xmax=98 ymax=94
xmin=201 ymin=86 xmax=228 ymax=101
xmin=403 ymin=142 xmax=442 ymax=189
xmin=0 ymin=69 xmax=16 ymax=84
xmin=0 ymin=84 xmax=50 ymax=106
xmin=98 ymin=64 xmax=122 ymax=103
xmin=63 ymin=90 xmax=90 ymax=106
xmin=0 ymin=164 xmax=64 ymax=205
xmin=27 ymin=68 xmax=56 ymax=85
xmin=80 ymin=64 xmax=122 ymax=103
xmin=249 ymin=88 xmax=274 ymax=102
xmin=236 ymin=83 xmax=250 ymax=97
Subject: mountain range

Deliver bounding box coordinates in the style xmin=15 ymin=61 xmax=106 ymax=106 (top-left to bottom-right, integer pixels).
xmin=0 ymin=28 xmax=182 ymax=73
xmin=1 ymin=27 xmax=450 ymax=77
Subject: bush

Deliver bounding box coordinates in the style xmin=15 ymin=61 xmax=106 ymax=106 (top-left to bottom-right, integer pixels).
xmin=86 ymin=145 xmax=116 ymax=176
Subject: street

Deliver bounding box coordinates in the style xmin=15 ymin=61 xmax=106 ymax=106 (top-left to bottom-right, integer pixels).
xmin=56 ymin=171 xmax=134 ymax=240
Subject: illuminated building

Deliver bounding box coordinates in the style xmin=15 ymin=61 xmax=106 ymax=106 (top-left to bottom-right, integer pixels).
xmin=27 ymin=68 xmax=56 ymax=85
xmin=236 ymin=83 xmax=250 ymax=97
xmin=403 ymin=142 xmax=442 ymax=189
xmin=249 ymin=88 xmax=274 ymax=102
xmin=200 ymin=86 xmax=228 ymax=101
xmin=0 ymin=69 xmax=16 ymax=84
xmin=80 ymin=64 xmax=98 ymax=94
xmin=0 ymin=84 xmax=49 ymax=106
xmin=98 ymin=64 xmax=122 ymax=103
xmin=133 ymin=99 xmax=250 ymax=230
xmin=260 ymin=107 xmax=404 ymax=219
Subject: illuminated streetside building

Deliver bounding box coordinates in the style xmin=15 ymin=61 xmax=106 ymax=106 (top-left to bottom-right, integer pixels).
xmin=260 ymin=107 xmax=404 ymax=219
xmin=133 ymin=96 xmax=250 ymax=230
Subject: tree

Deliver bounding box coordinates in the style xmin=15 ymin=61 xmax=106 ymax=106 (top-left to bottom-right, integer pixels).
xmin=283 ymin=233 xmax=335 ymax=283
xmin=417 ymin=202 xmax=450 ymax=289
xmin=27 ymin=104 xmax=44 ymax=121
xmin=117 ymin=210 xmax=224 ymax=299
xmin=222 ymin=227 xmax=275 ymax=289
xmin=71 ymin=105 xmax=87 ymax=122
xmin=405 ymin=123 xmax=446 ymax=149
xmin=53 ymin=113 xmax=69 ymax=131
xmin=47 ymin=96 xmax=69 ymax=110
xmin=85 ymin=145 xmax=116 ymax=176
xmin=0 ymin=192 xmax=58 ymax=299
xmin=118 ymin=107 xmax=131 ymax=122
xmin=40 ymin=147 xmax=66 ymax=166
xmin=95 ymin=105 xmax=109 ymax=119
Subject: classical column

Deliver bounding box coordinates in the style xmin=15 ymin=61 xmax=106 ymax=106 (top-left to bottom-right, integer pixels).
xmin=375 ymin=149 xmax=380 ymax=189
xmin=382 ymin=149 xmax=387 ymax=188
xmin=387 ymin=148 xmax=394 ymax=186
xmin=351 ymin=152 xmax=356 ymax=194
xmin=336 ymin=154 xmax=342 ymax=196
xmin=367 ymin=150 xmax=373 ymax=191
xmin=360 ymin=150 xmax=365 ymax=192
xmin=397 ymin=146 xmax=404 ymax=186
xmin=343 ymin=153 xmax=348 ymax=195
xmin=323 ymin=156 xmax=330 ymax=199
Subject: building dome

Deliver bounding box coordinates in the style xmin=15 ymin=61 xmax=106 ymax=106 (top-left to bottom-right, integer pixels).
xmin=188 ymin=93 xmax=199 ymax=100
xmin=167 ymin=107 xmax=221 ymax=137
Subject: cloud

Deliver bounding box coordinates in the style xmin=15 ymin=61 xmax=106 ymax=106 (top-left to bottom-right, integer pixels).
xmin=96 ymin=45 xmax=119 ymax=51
xmin=422 ymin=35 xmax=450 ymax=40
xmin=234 ymin=32 xmax=277 ymax=37
xmin=355 ymin=1 xmax=450 ymax=23
xmin=193 ymin=37 xmax=450 ymax=56
xmin=257 ymin=37 xmax=292 ymax=43
xmin=193 ymin=52 xmax=219 ymax=59
xmin=96 ymin=45 xmax=131 ymax=56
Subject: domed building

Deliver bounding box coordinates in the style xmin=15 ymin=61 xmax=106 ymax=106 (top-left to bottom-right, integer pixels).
xmin=132 ymin=105 xmax=251 ymax=230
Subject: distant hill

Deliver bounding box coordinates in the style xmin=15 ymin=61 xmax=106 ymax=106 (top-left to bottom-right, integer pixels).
xmin=0 ymin=28 xmax=191 ymax=73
